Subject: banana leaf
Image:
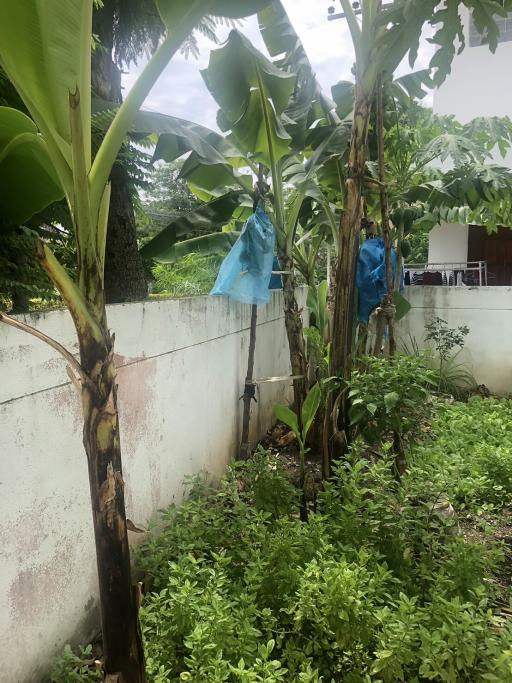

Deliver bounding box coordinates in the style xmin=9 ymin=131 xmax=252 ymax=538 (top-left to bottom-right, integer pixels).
xmin=140 ymin=190 xmax=249 ymax=260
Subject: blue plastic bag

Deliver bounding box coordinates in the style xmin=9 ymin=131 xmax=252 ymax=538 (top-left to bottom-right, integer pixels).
xmin=269 ymin=256 xmax=283 ymax=290
xmin=211 ymin=206 xmax=276 ymax=305
xmin=356 ymin=237 xmax=402 ymax=323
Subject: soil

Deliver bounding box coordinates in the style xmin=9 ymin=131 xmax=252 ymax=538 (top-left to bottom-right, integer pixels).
xmin=259 ymin=422 xmax=322 ymax=502
xmin=459 ymin=510 xmax=512 ymax=601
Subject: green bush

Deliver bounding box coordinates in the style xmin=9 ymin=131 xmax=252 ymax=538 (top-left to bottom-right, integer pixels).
xmin=151 ymin=253 xmax=222 ymax=298
xmin=47 ymin=645 xmax=101 ymax=683
xmin=348 ymin=354 xmax=436 ymax=445
xmin=413 ymin=397 xmax=512 ymax=509
xmin=52 ymin=419 xmax=512 ymax=682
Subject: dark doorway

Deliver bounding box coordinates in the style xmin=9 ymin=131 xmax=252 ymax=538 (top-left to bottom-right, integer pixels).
xmin=468 ymin=225 xmax=512 ymax=286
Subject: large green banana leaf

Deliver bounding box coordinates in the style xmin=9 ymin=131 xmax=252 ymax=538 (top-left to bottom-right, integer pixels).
xmin=92 ymin=100 xmax=253 ymax=197
xmin=0 ymin=107 xmax=64 ymax=225
xmin=258 ymin=0 xmax=335 ymax=148
xmin=0 ymin=0 xmax=93 ymax=190
xmin=331 ymin=70 xmax=431 ymax=122
xmin=140 ymin=190 xmax=249 ymax=261
xmin=147 ymin=230 xmax=241 ymax=264
xmin=201 ymin=30 xmax=295 ymax=167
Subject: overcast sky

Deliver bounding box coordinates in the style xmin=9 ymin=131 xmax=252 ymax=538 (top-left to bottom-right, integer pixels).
xmin=123 ymin=2 xmax=436 ymax=129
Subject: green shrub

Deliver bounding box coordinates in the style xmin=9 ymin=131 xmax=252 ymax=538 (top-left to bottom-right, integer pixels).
xmin=52 ymin=433 xmax=512 ymax=682
xmin=151 ymin=253 xmax=222 ymax=297
xmin=412 ymin=397 xmax=512 ymax=509
xmin=46 ymin=645 xmax=101 ymax=683
xmin=348 ymin=354 xmax=436 ymax=445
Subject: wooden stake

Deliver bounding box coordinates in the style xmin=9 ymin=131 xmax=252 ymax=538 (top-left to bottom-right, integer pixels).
xmin=239 ymin=303 xmax=258 ymax=460
xmin=376 ymin=73 xmax=396 ymax=356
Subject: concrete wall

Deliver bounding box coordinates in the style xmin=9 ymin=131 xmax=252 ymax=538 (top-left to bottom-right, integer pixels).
xmin=0 ymin=291 xmax=304 ymax=682
xmin=396 ymin=286 xmax=512 ymax=394
xmin=428 ymin=223 xmax=469 ymax=264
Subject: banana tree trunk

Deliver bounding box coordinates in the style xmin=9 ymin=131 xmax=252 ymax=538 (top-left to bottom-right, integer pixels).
xmin=330 ymin=83 xmax=373 ymax=451
xmin=279 ymin=254 xmax=307 ymax=415
xmin=80 ymin=331 xmax=145 ymax=682
xmin=36 ymin=122 xmax=146 ymax=681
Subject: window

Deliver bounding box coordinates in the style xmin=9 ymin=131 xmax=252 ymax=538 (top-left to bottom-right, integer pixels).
xmin=469 ymin=11 xmax=512 ymax=46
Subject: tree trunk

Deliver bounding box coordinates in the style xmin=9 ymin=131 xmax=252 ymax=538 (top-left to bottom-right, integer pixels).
xmin=330 ymin=84 xmax=373 ymax=453
xmin=80 ymin=330 xmax=145 ymax=682
xmin=91 ymin=9 xmax=148 ymax=304
xmin=103 ymin=163 xmax=148 ymax=303
xmin=11 ymin=286 xmax=30 ymax=313
xmin=280 ymin=254 xmax=307 ymax=416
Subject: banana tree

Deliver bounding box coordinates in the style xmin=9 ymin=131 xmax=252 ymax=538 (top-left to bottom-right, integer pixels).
xmin=142 ymin=16 xmax=349 ymax=412
xmin=0 ymin=1 xmax=269 ymax=680
xmin=329 ymin=0 xmax=512 ymax=455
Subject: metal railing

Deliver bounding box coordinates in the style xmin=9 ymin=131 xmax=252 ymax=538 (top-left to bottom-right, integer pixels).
xmin=403 ymin=261 xmax=488 ymax=287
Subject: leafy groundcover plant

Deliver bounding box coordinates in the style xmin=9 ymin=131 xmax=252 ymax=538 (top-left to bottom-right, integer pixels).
xmin=51 ymin=407 xmax=512 ymax=682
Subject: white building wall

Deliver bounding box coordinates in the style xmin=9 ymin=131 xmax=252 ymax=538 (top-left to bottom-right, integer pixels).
xmin=429 ymin=8 xmax=512 ymax=266
xmin=427 ymin=223 xmax=469 ymax=264
xmin=0 ymin=291 xmax=304 ymax=682
xmin=434 ymin=8 xmax=512 ymax=130
xmin=396 ymin=286 xmax=512 ymax=394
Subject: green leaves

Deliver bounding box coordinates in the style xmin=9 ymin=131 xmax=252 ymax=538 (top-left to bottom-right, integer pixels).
xmin=384 ymin=391 xmax=400 ymax=412
xmin=258 ymin=0 xmax=334 ymax=148
xmin=378 ymin=0 xmax=510 ymax=87
xmin=307 ymin=281 xmax=329 ymax=342
xmin=468 ymin=0 xmax=509 ymax=51
xmin=0 ymin=107 xmax=64 ymax=225
xmin=404 ymin=163 xmax=512 ymax=231
xmin=139 ymin=191 xmax=247 ymax=261
xmin=147 ymin=232 xmax=240 ymax=265
xmin=393 ymin=291 xmax=412 ymax=323
xmin=301 ymin=383 xmax=321 ymax=440
xmin=0 ymin=0 xmax=92 ymax=197
xmin=348 ymin=355 xmax=436 ymax=442
xmin=201 ymin=30 xmax=295 ymax=167
xmin=273 ymin=383 xmax=321 ymax=444
xmin=273 ymin=404 xmax=299 ymax=437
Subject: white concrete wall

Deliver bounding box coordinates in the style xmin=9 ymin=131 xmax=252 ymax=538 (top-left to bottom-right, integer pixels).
xmin=396 ymin=286 xmax=512 ymax=394
xmin=0 ymin=291 xmax=305 ymax=682
xmin=427 ymin=223 xmax=469 ymax=264
xmin=434 ymin=9 xmax=512 ymax=123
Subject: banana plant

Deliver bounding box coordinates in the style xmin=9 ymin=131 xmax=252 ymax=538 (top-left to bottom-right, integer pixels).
xmin=273 ymin=382 xmax=322 ymax=520
xmin=0 ymin=1 xmax=269 ymax=680
xmin=328 ymin=0 xmax=512 ymax=458
xmin=142 ymin=3 xmax=351 ymax=412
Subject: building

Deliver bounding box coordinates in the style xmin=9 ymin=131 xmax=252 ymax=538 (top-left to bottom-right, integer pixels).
xmin=426 ymin=7 xmax=512 ymax=286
